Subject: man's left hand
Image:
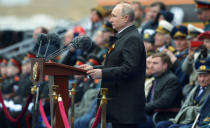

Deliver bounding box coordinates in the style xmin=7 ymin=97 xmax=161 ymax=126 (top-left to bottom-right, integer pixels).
xmin=87 ymin=69 xmax=102 ymax=79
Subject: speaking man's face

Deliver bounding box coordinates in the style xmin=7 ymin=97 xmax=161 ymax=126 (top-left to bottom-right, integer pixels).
xmin=110 ymin=5 xmax=127 ymax=32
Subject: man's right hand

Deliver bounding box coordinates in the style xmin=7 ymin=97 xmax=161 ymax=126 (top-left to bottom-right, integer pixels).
xmin=79 ymin=64 xmax=93 ymax=71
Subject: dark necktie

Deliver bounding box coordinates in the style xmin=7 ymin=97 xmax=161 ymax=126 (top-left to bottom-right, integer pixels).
xmin=148 ymin=80 xmax=157 ymax=102
xmin=194 ymin=87 xmax=207 ymax=105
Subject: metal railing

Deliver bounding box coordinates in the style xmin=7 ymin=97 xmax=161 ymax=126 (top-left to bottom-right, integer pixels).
xmin=0 ymin=38 xmax=35 ymax=58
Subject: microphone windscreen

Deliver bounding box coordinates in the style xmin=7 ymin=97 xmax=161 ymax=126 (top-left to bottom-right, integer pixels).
xmin=47 ymin=32 xmax=61 ymax=45
xmin=71 ymin=36 xmax=92 ymax=50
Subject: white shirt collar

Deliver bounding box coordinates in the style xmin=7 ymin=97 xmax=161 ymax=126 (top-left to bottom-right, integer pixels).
xmin=118 ymin=24 xmax=133 ymax=34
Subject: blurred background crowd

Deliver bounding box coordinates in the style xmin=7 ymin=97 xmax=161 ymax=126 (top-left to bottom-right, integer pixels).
xmin=0 ymin=0 xmax=210 ymax=128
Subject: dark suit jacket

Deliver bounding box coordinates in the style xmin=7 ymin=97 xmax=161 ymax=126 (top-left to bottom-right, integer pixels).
xmin=95 ymin=25 xmax=146 ymax=124
xmin=146 ymin=70 xmax=181 ymax=112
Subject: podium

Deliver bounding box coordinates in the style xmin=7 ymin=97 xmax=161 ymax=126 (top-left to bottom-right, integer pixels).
xmin=31 ymin=58 xmax=86 ymax=128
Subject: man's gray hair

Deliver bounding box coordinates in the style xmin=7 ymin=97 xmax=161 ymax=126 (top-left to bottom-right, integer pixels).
xmin=119 ymin=3 xmax=135 ymax=22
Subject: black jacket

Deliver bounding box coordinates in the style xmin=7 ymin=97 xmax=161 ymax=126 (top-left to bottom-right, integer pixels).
xmin=95 ymin=25 xmax=146 ymax=124
xmin=146 ymin=70 xmax=181 ymax=112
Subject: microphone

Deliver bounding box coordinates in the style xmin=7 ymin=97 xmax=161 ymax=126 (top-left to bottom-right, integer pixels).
xmin=43 ymin=33 xmax=61 ymax=58
xmin=46 ymin=36 xmax=93 ymax=61
xmin=36 ymin=33 xmax=48 ymax=57
xmin=70 ymin=36 xmax=93 ymax=50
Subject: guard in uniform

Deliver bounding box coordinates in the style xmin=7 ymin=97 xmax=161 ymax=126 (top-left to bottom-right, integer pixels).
xmin=0 ymin=57 xmax=22 ymax=128
xmin=1 ymin=57 xmax=21 ymax=100
xmin=13 ymin=52 xmax=35 ymax=104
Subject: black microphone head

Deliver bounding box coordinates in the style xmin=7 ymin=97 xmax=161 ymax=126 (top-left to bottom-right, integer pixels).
xmin=71 ymin=36 xmax=92 ymax=50
xmin=36 ymin=33 xmax=48 ymax=44
xmin=47 ymin=32 xmax=61 ymax=45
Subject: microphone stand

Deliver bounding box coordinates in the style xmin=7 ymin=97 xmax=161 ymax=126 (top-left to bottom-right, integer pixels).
xmin=32 ymin=84 xmax=40 ymax=128
xmin=46 ymin=46 xmax=70 ymax=61
xmin=45 ymin=36 xmax=82 ymax=61
xmin=44 ymin=39 xmax=51 ymax=58
xmin=33 ymin=35 xmax=56 ymax=127
xmin=36 ymin=33 xmax=48 ymax=58
xmin=45 ymin=36 xmax=92 ymax=61
xmin=32 ymin=36 xmax=44 ymax=127
xmin=36 ymin=40 xmax=42 ymax=58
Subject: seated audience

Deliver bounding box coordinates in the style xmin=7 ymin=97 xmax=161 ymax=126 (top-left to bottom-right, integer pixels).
xmin=139 ymin=53 xmax=181 ymax=128
xmin=156 ymin=57 xmax=210 ymax=128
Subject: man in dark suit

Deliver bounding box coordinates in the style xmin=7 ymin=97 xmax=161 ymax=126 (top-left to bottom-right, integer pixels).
xmin=140 ymin=53 xmax=181 ymax=128
xmin=80 ymin=3 xmax=146 ymax=128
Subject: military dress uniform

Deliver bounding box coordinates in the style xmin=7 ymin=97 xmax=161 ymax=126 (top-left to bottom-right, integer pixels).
xmin=170 ymin=25 xmax=190 ymax=87
xmin=2 ymin=57 xmax=21 ymax=99
xmin=156 ymin=58 xmax=210 ymax=128
xmin=155 ymin=20 xmax=176 ymax=53
xmin=182 ymin=31 xmax=210 ymax=97
xmin=13 ymin=53 xmax=35 ymax=104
